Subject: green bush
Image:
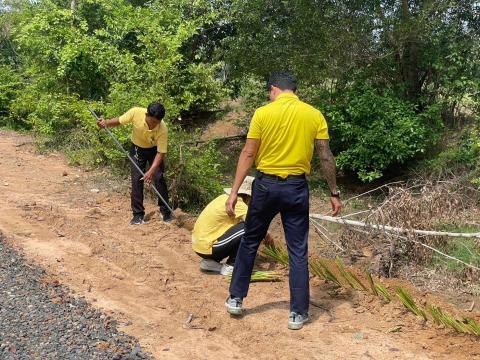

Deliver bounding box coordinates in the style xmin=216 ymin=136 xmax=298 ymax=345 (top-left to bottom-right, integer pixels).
xmin=237 ymin=75 xmax=268 ymax=116
xmin=433 ymin=225 xmax=480 ymax=272
xmin=2 ymin=0 xmax=228 ymax=211
xmin=418 ymin=123 xmax=480 ymax=183
xmin=0 ymin=64 xmax=23 ymax=128
xmin=164 ymin=126 xmax=224 ymax=211
xmin=323 ymin=86 xmax=442 ymax=182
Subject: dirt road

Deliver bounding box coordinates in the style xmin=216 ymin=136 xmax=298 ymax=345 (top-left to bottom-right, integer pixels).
xmin=1 ymin=130 xmax=478 ymax=359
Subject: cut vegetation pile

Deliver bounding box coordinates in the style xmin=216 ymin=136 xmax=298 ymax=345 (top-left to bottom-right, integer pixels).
xmin=335 ymin=179 xmax=480 ymax=279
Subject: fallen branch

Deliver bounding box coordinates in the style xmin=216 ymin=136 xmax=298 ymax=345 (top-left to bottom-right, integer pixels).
xmin=310 ymin=219 xmax=345 ymax=252
xmin=343 ymin=181 xmax=405 ymax=204
xmin=309 ymin=214 xmax=480 ymax=239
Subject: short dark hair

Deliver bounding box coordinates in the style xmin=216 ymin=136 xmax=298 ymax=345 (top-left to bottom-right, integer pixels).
xmin=147 ymin=102 xmax=165 ymax=121
xmin=267 ymin=72 xmax=297 ymax=92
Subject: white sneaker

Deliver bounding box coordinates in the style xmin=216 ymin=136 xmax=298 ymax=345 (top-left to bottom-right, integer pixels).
xmin=220 ymin=264 xmax=234 ymax=276
xmin=225 ymin=296 xmax=243 ymax=315
xmin=200 ymin=259 xmax=222 ymax=273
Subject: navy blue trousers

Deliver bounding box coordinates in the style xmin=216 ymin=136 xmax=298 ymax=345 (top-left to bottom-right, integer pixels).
xmin=229 ymin=173 xmax=310 ymax=315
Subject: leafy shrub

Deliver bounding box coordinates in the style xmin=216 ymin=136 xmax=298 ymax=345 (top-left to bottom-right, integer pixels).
xmin=427 ymin=126 xmax=480 ymax=171
xmin=2 ymin=0 xmax=228 ymax=211
xmin=323 ymin=86 xmax=442 ymax=182
xmin=0 ymin=64 xmax=23 ymax=128
xmin=237 ymin=75 xmax=267 ymax=116
xmin=164 ymin=126 xmax=224 ymax=211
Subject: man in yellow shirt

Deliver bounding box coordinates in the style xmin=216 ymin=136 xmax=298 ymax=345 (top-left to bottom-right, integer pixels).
xmin=225 ymin=72 xmax=342 ymax=330
xmin=97 ymin=102 xmax=171 ymax=225
xmin=192 ymin=177 xmax=253 ymax=276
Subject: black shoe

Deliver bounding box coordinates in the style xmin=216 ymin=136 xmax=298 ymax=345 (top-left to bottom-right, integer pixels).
xmin=161 ymin=212 xmax=172 ymax=222
xmin=130 ymin=214 xmax=145 ymax=225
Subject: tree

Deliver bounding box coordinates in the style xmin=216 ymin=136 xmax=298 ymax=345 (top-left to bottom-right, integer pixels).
xmin=221 ymin=0 xmax=479 ymax=180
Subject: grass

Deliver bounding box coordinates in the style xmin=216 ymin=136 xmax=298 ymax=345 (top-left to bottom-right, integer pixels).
xmin=432 ymin=235 xmax=480 ymax=271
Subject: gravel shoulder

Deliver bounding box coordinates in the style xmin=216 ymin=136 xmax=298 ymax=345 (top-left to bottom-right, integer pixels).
xmin=0 ymin=233 xmax=152 ymax=360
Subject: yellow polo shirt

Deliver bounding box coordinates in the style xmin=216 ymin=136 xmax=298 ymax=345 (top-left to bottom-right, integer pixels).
xmin=247 ymin=93 xmax=329 ymax=178
xmin=192 ymin=194 xmax=248 ymax=255
xmin=119 ymin=107 xmax=168 ymax=153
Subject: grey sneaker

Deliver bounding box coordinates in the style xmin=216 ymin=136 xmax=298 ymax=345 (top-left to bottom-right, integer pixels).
xmin=200 ymin=259 xmax=222 ymax=273
xmin=288 ymin=312 xmax=309 ymax=330
xmin=130 ymin=214 xmax=145 ymax=225
xmin=225 ymin=296 xmax=243 ymax=315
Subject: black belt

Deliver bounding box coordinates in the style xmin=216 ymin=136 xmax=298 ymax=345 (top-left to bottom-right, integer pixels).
xmin=256 ymin=171 xmax=305 ymax=181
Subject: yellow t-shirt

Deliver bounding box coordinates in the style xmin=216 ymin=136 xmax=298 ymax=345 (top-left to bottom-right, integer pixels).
xmin=192 ymin=194 xmax=248 ymax=255
xmin=247 ymin=93 xmax=329 ymax=178
xmin=118 ymin=107 xmax=168 ymax=153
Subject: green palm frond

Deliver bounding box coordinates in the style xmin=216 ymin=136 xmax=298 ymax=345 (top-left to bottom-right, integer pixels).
xmin=309 ymin=260 xmax=326 ymax=279
xmin=227 ymin=270 xmax=282 ymax=282
xmin=346 ymin=270 xmax=368 ymax=292
xmin=374 ymin=283 xmax=392 ymax=302
xmin=315 ymin=259 xmax=341 ymax=285
xmin=396 ymin=287 xmax=426 ymax=320
xmin=465 ymin=318 xmax=480 ymax=336
xmin=335 ymin=257 xmax=357 ymax=289
xmin=261 ymin=245 xmax=289 ymax=266
xmin=365 ymin=270 xmax=378 ymax=296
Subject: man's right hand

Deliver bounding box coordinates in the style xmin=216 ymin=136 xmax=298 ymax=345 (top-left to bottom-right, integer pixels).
xmin=225 ymin=193 xmax=238 ymax=218
xmin=97 ymin=118 xmax=107 ymax=129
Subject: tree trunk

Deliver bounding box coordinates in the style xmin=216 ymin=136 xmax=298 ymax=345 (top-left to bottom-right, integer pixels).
xmin=400 ymin=0 xmax=421 ymax=104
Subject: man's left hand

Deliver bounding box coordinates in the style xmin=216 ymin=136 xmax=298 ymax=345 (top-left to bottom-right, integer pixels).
xmin=330 ymin=197 xmax=342 ymax=216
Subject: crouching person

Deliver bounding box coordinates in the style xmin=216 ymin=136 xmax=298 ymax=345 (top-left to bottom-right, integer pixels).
xmin=192 ymin=177 xmax=254 ymax=276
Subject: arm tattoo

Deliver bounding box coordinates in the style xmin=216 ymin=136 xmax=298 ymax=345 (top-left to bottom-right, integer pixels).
xmin=315 ymin=139 xmax=337 ymax=193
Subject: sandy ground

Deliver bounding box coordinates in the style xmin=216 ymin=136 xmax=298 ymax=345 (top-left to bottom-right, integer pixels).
xmin=1 ymin=130 xmax=479 ymax=360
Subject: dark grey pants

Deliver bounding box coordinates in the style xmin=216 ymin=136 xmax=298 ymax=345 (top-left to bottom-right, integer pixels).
xmin=130 ymin=144 xmax=170 ymax=217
